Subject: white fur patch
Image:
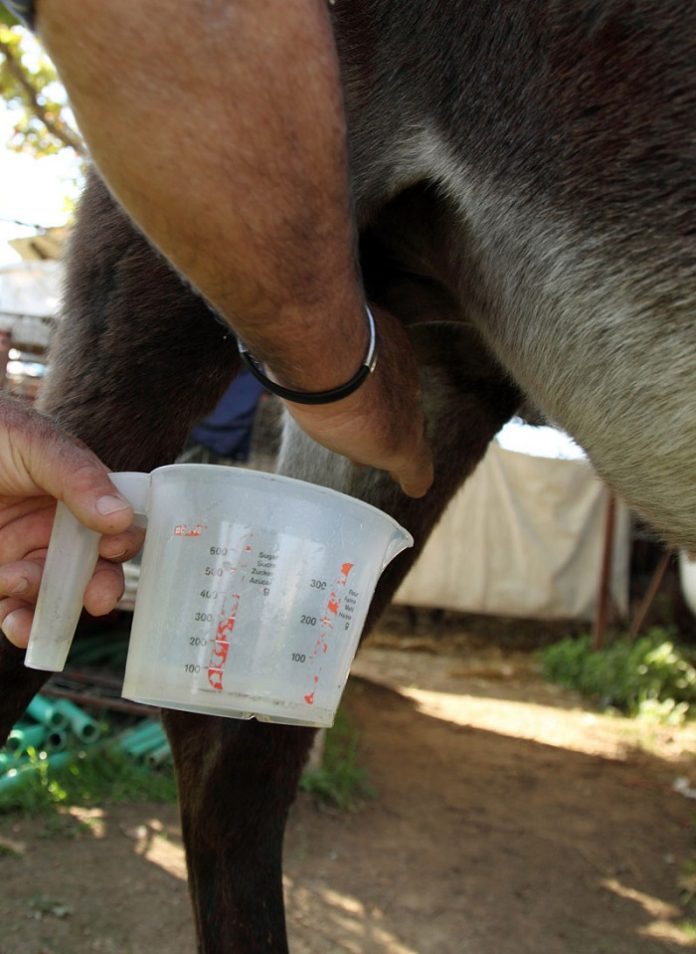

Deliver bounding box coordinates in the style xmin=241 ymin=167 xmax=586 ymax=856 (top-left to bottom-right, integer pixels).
xmin=367 ymin=126 xmax=696 ymax=547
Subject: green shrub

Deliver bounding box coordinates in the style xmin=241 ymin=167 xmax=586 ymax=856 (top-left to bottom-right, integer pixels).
xmin=540 ymin=629 xmax=696 ymax=723
xmin=0 ymin=748 xmax=177 ymax=816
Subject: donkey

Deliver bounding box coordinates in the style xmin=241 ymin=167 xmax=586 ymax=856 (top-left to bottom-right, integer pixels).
xmin=1 ymin=2 xmax=695 ymax=950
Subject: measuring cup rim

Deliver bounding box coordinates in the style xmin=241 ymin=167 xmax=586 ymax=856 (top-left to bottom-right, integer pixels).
xmin=148 ymin=463 xmax=413 ymax=544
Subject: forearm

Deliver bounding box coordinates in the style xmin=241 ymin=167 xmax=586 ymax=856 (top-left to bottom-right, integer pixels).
xmin=37 ymin=0 xmax=366 ymax=389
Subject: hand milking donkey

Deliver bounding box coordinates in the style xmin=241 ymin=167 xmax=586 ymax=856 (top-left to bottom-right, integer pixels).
xmin=1 ymin=2 xmax=695 ymax=951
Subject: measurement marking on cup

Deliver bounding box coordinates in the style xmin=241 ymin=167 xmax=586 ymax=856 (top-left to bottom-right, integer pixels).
xmin=207 ymin=594 xmax=240 ymax=692
xmin=196 ymin=530 xmax=255 ymax=693
xmin=304 ymin=562 xmax=354 ymax=705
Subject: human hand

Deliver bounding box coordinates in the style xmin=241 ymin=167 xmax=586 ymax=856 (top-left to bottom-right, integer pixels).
xmin=284 ymin=304 xmax=433 ymax=497
xmin=0 ymin=396 xmax=143 ymax=648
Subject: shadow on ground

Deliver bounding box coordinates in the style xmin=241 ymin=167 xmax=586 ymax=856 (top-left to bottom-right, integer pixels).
xmin=0 ymin=649 xmax=694 ymax=954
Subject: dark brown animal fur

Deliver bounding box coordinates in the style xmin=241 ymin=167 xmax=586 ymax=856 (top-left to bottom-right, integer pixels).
xmin=1 ymin=3 xmax=694 ymax=950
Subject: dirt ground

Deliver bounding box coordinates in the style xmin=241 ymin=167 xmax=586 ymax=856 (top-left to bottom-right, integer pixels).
xmin=1 ymin=614 xmax=696 ymax=954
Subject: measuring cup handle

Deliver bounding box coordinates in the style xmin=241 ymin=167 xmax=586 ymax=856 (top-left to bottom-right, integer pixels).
xmin=24 ymin=471 xmax=149 ymax=673
xmin=110 ymin=472 xmax=149 ymax=525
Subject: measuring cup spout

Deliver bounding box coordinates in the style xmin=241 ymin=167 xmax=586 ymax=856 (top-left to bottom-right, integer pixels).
xmin=24 ymin=472 xmax=149 ymax=673
xmin=381 ymin=527 xmax=414 ymax=572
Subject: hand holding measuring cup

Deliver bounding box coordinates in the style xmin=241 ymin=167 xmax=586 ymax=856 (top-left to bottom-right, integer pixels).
xmin=25 ymin=464 xmax=412 ymax=727
xmin=0 ymin=395 xmax=142 ymax=648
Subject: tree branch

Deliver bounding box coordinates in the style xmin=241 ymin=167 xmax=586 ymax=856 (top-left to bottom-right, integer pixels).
xmin=0 ymin=36 xmax=86 ymax=156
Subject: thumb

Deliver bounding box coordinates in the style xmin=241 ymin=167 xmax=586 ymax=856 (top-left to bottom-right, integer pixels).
xmin=60 ymin=462 xmax=135 ymax=535
xmin=4 ymin=401 xmax=134 ymax=534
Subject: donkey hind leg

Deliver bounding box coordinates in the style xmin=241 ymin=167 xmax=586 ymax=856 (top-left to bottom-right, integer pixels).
xmin=0 ymin=645 xmax=51 ymax=743
xmin=164 ymin=711 xmax=314 ymax=954
xmin=0 ymin=171 xmax=239 ymax=747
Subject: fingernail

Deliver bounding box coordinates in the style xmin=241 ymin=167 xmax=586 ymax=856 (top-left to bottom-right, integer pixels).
xmin=9 ymin=578 xmax=29 ymax=596
xmin=2 ymin=610 xmax=22 ymax=643
xmin=96 ymin=494 xmax=130 ymax=516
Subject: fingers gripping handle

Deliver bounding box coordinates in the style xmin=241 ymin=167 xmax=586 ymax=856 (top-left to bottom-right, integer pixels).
xmin=24 ymin=472 xmax=149 ymax=673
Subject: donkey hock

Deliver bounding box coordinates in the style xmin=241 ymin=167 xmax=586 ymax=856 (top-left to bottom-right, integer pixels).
xmin=2 ymin=3 xmax=695 ymax=951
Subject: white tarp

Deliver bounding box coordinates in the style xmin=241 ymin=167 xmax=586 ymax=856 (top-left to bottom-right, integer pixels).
xmin=395 ymin=422 xmax=630 ymax=621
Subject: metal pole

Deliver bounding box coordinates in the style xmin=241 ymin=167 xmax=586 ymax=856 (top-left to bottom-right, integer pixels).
xmin=592 ymin=492 xmax=616 ymax=651
xmin=628 ymin=549 xmax=672 ymax=643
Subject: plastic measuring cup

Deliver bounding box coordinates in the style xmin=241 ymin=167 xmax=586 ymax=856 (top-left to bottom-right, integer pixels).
xmin=25 ymin=465 xmax=413 ymax=728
